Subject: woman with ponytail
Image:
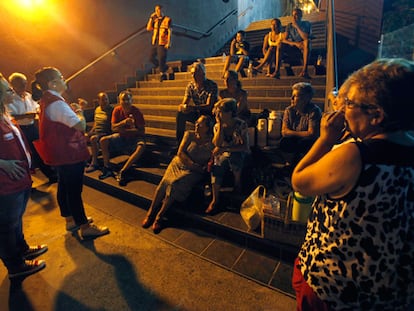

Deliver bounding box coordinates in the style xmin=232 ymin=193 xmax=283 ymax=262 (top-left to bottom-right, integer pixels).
xmin=32 ymin=67 xmax=109 ymax=240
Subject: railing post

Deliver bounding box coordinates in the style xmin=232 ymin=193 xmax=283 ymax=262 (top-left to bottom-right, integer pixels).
xmin=324 ymin=0 xmax=338 ymax=111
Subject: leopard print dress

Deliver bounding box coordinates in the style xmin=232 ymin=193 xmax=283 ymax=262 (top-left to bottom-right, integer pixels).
xmin=298 ymin=139 xmax=414 ymax=310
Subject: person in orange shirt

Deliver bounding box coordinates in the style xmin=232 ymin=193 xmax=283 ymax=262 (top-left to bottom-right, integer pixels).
xmin=147 ymin=4 xmax=172 ymax=82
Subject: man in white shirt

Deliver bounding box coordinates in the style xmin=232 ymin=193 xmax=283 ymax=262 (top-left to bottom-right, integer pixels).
xmin=7 ymin=72 xmax=57 ymax=183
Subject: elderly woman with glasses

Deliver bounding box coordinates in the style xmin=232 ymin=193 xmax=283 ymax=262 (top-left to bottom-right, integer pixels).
xmin=291 ymin=58 xmax=414 ymax=310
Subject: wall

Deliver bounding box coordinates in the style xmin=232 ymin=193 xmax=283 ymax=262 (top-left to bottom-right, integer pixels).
xmin=319 ymin=0 xmax=384 ymax=83
xmin=0 ymin=0 xmax=283 ymax=104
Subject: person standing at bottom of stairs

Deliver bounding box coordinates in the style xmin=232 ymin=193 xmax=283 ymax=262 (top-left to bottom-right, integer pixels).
xmin=31 ymin=67 xmax=109 ymax=240
xmin=146 ymin=4 xmax=172 ymax=82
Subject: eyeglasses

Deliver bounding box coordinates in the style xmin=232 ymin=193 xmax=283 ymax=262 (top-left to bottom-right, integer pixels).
xmin=344 ymin=97 xmax=378 ymax=110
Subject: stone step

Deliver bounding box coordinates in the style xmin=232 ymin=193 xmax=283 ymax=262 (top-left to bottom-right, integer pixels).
xmin=144 ymin=72 xmax=327 ymax=86
xmin=83 ymin=156 xmax=304 ymax=260
xmin=132 ymin=85 xmax=326 ymax=98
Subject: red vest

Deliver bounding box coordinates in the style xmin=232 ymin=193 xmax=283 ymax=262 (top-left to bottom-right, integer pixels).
xmin=34 ymin=92 xmax=90 ymax=166
xmin=0 ymin=119 xmax=32 ymax=195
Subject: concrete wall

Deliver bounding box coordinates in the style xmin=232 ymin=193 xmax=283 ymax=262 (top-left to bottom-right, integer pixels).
xmin=0 ymin=0 xmax=284 ymax=104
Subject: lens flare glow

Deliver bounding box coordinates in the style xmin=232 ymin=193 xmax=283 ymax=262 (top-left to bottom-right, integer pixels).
xmin=3 ymin=0 xmax=54 ymax=21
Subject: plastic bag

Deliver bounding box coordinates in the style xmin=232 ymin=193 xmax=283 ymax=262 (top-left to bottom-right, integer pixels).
xmin=240 ymin=185 xmax=266 ymax=231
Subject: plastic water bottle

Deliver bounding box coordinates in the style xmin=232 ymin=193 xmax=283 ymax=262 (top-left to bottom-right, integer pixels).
xmin=222 ymin=52 xmax=226 ymax=62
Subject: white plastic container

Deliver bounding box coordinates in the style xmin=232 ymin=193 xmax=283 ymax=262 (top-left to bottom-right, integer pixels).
xmin=267 ymin=110 xmax=282 ymax=145
xmin=256 ymin=118 xmax=267 ymax=148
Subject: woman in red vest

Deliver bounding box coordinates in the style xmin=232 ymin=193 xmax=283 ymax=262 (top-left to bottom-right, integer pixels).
xmin=0 ymin=73 xmax=47 ymax=279
xmin=31 ymin=67 xmax=109 ymax=240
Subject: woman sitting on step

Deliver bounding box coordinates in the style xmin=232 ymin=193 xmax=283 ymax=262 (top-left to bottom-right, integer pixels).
xmin=220 ymin=70 xmax=251 ymax=126
xmin=142 ymin=115 xmax=214 ymax=234
xmin=253 ymin=18 xmax=283 ymax=78
xmin=205 ymin=98 xmax=250 ymax=214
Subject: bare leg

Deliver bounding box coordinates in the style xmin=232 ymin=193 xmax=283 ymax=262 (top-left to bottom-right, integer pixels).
xmin=152 ymin=194 xmax=174 ymax=233
xmin=142 ymin=182 xmax=166 ymax=227
xmin=154 ymin=195 xmax=174 ymax=222
xmin=119 ymin=144 xmax=145 ymax=175
xmin=100 ymin=136 xmax=111 ymax=168
xmin=271 ymin=44 xmax=282 ymax=78
xmin=234 ymin=57 xmax=245 ymax=73
xmin=254 ymin=48 xmax=273 ymax=71
xmin=205 ymin=183 xmax=221 ymax=213
xmin=146 ymin=184 xmax=167 ymax=219
xmin=89 ymin=135 xmax=99 ymax=165
xmin=301 ymin=39 xmax=310 ymax=75
xmin=222 ymin=56 xmax=231 ymax=77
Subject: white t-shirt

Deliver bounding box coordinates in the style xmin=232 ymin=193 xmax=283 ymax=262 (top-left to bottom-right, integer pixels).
xmin=44 ymin=90 xmax=80 ymax=128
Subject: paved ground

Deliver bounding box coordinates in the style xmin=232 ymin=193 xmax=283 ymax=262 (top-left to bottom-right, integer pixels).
xmin=0 ymin=174 xmax=296 ymax=311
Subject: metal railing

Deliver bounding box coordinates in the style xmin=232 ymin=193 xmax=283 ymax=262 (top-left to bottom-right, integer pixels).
xmin=67 ymin=9 xmax=237 ymax=83
xmin=66 ymin=25 xmax=147 ymax=83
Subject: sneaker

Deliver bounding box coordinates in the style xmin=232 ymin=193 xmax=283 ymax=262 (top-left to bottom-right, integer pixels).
xmin=85 ymin=163 xmax=99 ymax=173
xmin=22 ymin=244 xmax=48 ymax=260
xmin=80 ymin=224 xmax=109 ymax=240
xmin=99 ymin=167 xmax=114 ymax=180
xmin=66 ymin=217 xmax=93 ymax=232
xmin=9 ymin=259 xmax=46 ymax=279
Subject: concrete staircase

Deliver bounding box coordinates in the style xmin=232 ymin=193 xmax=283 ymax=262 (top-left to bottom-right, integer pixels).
xmin=83 ymin=18 xmax=327 ymax=261
xmin=138 ymin=56 xmax=326 ymax=141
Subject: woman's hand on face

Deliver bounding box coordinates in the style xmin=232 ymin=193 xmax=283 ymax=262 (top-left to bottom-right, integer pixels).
xmin=320 ymin=111 xmax=346 ymax=145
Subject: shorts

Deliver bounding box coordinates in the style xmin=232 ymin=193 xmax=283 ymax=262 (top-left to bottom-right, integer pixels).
xmin=106 ymin=133 xmax=145 ymax=155
xmin=230 ymin=55 xmax=249 ymax=64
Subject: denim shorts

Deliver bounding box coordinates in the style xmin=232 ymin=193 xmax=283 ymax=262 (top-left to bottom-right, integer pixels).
xmin=106 ymin=133 xmax=145 ymax=154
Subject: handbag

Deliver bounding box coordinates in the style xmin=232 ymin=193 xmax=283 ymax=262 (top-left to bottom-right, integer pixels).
xmin=240 ymin=185 xmax=266 ymax=231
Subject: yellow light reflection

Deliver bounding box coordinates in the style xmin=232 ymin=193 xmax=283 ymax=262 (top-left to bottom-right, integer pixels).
xmin=3 ymin=0 xmax=55 ymax=21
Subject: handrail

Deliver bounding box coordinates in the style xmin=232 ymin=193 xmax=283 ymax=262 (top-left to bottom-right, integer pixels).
xmin=66 ymin=25 xmax=147 ymax=83
xmin=172 ymin=23 xmax=211 ymax=37
xmin=174 ymin=9 xmax=237 ymax=40
xmin=66 ymin=9 xmax=237 ymax=83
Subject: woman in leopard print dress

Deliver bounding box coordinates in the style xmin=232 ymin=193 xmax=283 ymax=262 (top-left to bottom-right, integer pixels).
xmin=291 ymin=58 xmax=414 ymax=310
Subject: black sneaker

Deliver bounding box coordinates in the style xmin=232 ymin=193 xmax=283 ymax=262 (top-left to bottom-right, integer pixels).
xmin=99 ymin=167 xmax=114 ymax=180
xmin=9 ymin=259 xmax=46 ymax=279
xmin=22 ymin=244 xmax=48 ymax=260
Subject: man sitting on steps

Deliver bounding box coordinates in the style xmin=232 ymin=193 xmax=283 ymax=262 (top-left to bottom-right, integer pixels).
xmin=99 ymin=90 xmax=146 ymax=186
xmin=278 ymin=7 xmax=312 ymax=79
xmin=176 ymin=62 xmax=218 ymax=145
